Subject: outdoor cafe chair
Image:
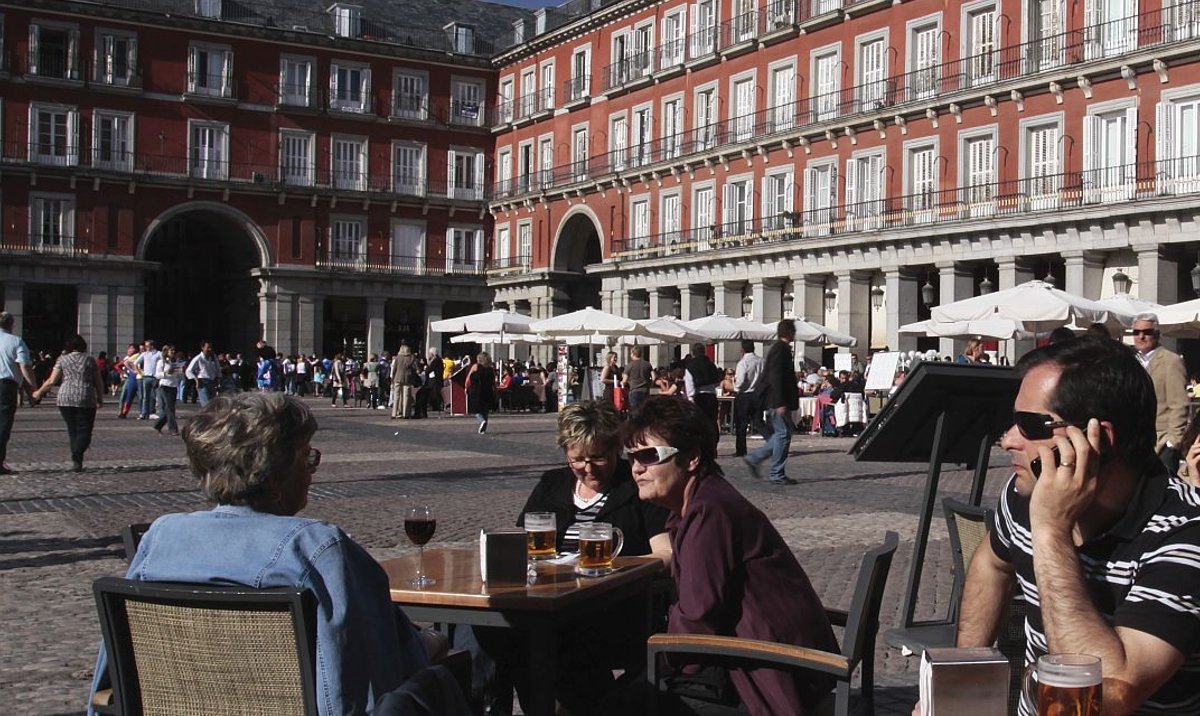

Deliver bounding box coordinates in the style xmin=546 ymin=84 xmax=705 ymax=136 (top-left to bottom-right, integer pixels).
xmin=120 ymin=523 xmax=151 ymax=563
xmin=646 ymin=531 xmax=898 ymax=716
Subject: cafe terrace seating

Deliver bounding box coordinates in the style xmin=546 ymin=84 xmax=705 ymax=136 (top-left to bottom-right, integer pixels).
xmin=646 ymin=531 xmax=898 ymax=716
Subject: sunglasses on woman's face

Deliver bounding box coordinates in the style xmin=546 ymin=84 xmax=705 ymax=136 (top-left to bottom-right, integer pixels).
xmin=1012 ymin=411 xmax=1075 ymax=440
xmin=627 ymin=445 xmax=681 ymax=466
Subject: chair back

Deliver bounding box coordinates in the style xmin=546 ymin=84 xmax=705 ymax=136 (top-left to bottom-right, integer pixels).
xmin=121 ymin=523 xmax=152 ymax=564
xmin=942 ymin=498 xmax=993 ymax=622
xmin=93 ymin=577 xmax=319 ymax=716
xmin=839 ymin=531 xmax=899 ymax=667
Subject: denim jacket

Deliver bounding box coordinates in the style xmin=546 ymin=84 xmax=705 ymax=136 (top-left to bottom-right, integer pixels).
xmin=88 ymin=505 xmax=429 ymax=716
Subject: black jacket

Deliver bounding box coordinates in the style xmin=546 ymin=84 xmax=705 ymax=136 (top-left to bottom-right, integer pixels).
xmin=762 ymin=339 xmax=798 ymax=411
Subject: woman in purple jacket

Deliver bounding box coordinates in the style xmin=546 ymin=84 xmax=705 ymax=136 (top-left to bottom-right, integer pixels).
xmin=624 ymin=396 xmax=838 ymax=716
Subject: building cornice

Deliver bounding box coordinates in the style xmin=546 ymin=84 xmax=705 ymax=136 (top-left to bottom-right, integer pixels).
xmin=491 ymin=0 xmax=656 ymax=67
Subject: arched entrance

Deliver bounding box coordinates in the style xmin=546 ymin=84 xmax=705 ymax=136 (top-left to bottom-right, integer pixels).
xmin=552 ymin=210 xmax=603 ymax=310
xmin=139 ymin=203 xmax=266 ymax=356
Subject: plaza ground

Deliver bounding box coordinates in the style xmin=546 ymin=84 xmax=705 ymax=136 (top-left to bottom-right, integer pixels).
xmin=0 ymin=397 xmax=1015 ymax=715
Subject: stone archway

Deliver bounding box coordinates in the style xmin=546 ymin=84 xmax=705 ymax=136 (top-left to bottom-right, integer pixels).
xmin=551 ymin=208 xmax=603 ymax=310
xmin=139 ymin=203 xmax=267 ymax=356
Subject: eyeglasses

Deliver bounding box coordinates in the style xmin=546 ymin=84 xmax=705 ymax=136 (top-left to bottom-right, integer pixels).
xmin=1131 ymin=328 xmax=1159 ymax=337
xmin=567 ymin=455 xmax=611 ymax=470
xmin=306 ymin=448 xmax=322 ymax=470
xmin=1012 ymin=411 xmax=1075 ymax=440
xmin=627 ymin=445 xmax=681 ymax=466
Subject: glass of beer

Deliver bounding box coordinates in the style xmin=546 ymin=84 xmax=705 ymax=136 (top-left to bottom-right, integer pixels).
xmin=1021 ymin=653 xmax=1102 ymax=716
xmin=575 ymin=522 xmax=625 ymax=577
xmin=525 ymin=512 xmax=557 ymax=560
xmin=404 ymin=505 xmax=436 ymax=588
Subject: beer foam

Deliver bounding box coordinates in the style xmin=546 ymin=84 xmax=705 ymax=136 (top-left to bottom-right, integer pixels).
xmin=1038 ymin=669 xmax=1102 ymax=688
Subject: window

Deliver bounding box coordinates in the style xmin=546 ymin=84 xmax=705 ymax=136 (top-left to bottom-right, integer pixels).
xmin=662 ymin=97 xmax=683 ymax=159
xmin=447 ymin=226 xmax=483 ymax=272
xmin=731 ymin=77 xmax=755 ymax=142
xmin=332 ymin=5 xmax=362 ymax=38
xmin=1084 ymin=106 xmax=1137 ymax=201
xmin=690 ymin=0 xmax=717 ymax=57
xmin=279 ymin=57 xmax=312 ymax=106
xmin=962 ymin=131 xmax=997 ymax=215
xmin=630 ymin=197 xmax=651 ymax=249
xmin=767 ymin=0 xmax=797 ymax=26
xmin=661 ymin=192 xmax=682 ymax=247
xmin=769 ymin=64 xmax=795 ymax=132
xmin=517 ymin=221 xmax=533 ymax=262
xmin=520 ymin=68 xmax=537 ymax=118
xmin=330 ymin=217 xmax=365 ymax=263
xmin=815 ymin=0 xmax=842 ymax=15
xmin=495 ymin=224 xmax=511 ymax=265
xmin=332 ymin=136 xmax=367 ymax=191
xmin=1085 ymin=0 xmax=1137 ymax=59
xmin=393 ymin=70 xmax=427 ymax=119
xmin=498 ymin=78 xmax=514 ymax=123
xmin=662 ymin=8 xmax=686 ymax=66
xmin=964 ymin=3 xmax=997 ymax=85
xmin=29 ymin=104 xmax=78 ymax=166
xmin=194 ymin=0 xmax=221 ymax=19
xmin=1024 ymin=121 xmax=1062 ymax=208
xmin=572 ymin=126 xmax=589 ymax=180
xmin=28 ymin=23 xmax=81 ymax=80
xmin=857 ymin=37 xmax=887 ymax=111
xmin=1157 ymin=92 xmax=1200 ymax=194
xmin=449 ymin=148 xmax=485 ymax=200
xmin=813 ymin=49 xmax=840 ymax=121
xmin=610 ymin=114 xmax=628 ymax=171
xmin=95 ymin=30 xmax=137 ymax=86
xmin=693 ymin=184 xmax=715 ymax=249
xmin=909 ymin=21 xmax=940 ymax=100
xmin=723 ymin=177 xmax=753 ymax=235
xmin=694 ymin=86 xmax=717 ymax=150
xmin=631 ymin=24 xmax=653 ymax=80
xmin=393 ymin=142 xmax=425 ymax=196
xmin=1167 ymin=0 xmax=1200 ymax=40
xmin=450 ymin=25 xmax=476 ymax=54
xmin=1028 ymin=0 xmax=1064 ymax=70
xmin=611 ymin=32 xmax=630 ymax=85
xmin=845 ymin=151 xmax=885 ymax=230
xmin=496 ymin=149 xmax=513 ymax=195
xmin=451 ymin=79 xmax=483 ymax=125
xmin=631 ymin=105 xmax=652 ymax=167
xmin=31 ymin=194 xmax=75 ymax=251
xmin=540 ymin=62 xmax=555 ymax=111
xmin=280 ymin=131 xmax=314 ymax=187
xmin=732 ymin=0 xmax=758 ymax=43
xmin=330 ymin=62 xmax=371 ymax=113
xmin=518 ymin=143 xmax=534 ymax=192
xmin=188 ymin=44 xmax=232 ymax=97
xmin=538 ymin=137 xmax=553 ymax=188
xmin=762 ymin=171 xmax=793 ymax=230
xmin=94 ymin=111 xmax=133 ymax=171
xmin=569 ymin=48 xmax=590 ymax=100
xmin=804 ymin=162 xmax=837 ymax=236
xmin=906 ymin=141 xmax=938 ymax=221
xmin=392 ymin=221 xmax=424 ymax=270
xmin=189 ymin=121 xmax=229 ymax=179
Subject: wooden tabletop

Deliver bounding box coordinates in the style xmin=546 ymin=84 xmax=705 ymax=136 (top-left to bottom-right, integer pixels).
xmin=381 ymin=548 xmax=664 ymax=612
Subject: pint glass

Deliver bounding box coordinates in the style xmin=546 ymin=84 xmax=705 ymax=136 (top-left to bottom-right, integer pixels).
xmin=575 ymin=522 xmax=625 ymax=576
xmin=524 ymin=512 xmax=557 ymax=560
xmin=1021 ymin=653 xmax=1102 ymax=716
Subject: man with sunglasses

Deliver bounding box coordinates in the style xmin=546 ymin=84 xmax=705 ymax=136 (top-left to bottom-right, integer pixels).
xmin=1131 ymin=313 xmax=1189 ymax=474
xmin=953 ymin=337 xmax=1200 ymax=716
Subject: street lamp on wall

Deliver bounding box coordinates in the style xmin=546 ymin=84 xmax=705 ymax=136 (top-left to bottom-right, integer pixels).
xmin=920 ymin=275 xmax=935 ymax=307
xmin=979 ymin=276 xmax=994 ymax=295
xmin=672 ymin=297 xmax=682 ymax=318
xmin=706 ymin=292 xmax=716 ymax=316
xmin=870 ymin=285 xmax=885 ymax=311
xmin=1190 ymin=252 xmax=1200 ymax=296
xmin=782 ymin=291 xmax=795 ymax=318
xmin=1043 ymin=267 xmax=1056 ymax=288
xmin=741 ymin=294 xmax=753 ymax=319
xmin=1111 ymin=268 xmax=1132 ymax=296
xmin=824 ymin=288 xmax=837 ymax=314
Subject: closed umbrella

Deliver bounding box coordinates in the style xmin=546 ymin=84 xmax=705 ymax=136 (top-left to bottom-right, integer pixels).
xmin=930 ymin=280 xmax=1130 ymax=333
xmin=683 ymin=313 xmax=782 ymax=342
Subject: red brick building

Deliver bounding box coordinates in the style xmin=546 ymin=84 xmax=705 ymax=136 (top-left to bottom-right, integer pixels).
xmin=0 ymin=0 xmax=529 ymax=357
xmin=487 ymin=0 xmax=1200 ymax=364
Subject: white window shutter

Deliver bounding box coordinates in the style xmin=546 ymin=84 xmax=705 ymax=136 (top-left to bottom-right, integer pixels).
xmin=361 ymin=67 xmax=372 ymax=109
xmin=1156 ymin=101 xmax=1174 ymax=179
xmin=474 ymin=151 xmax=485 ymax=196
xmin=222 ymin=50 xmax=232 ymax=95
xmin=67 ymin=28 xmax=79 ymax=77
xmin=127 ymin=37 xmax=138 ymax=80
xmin=829 ymin=164 xmax=839 ymax=205
xmin=1124 ymin=106 xmax=1138 ymax=167
xmin=1083 ymin=114 xmax=1096 ymax=171
xmin=329 ymin=65 xmax=338 ymax=104
xmin=28 ymin=25 xmax=40 ymax=75
xmin=67 ymin=109 xmax=79 ymax=162
xmin=447 ymin=149 xmax=457 ymax=192
xmin=844 ymin=159 xmax=858 ymax=208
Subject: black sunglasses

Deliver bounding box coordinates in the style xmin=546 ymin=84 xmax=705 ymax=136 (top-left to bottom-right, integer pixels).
xmin=1131 ymin=328 xmax=1159 ymax=337
xmin=1012 ymin=411 xmax=1075 ymax=440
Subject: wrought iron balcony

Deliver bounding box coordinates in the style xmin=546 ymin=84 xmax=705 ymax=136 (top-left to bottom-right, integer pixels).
xmin=317 ymin=248 xmax=487 ymax=276
xmin=486 ymin=255 xmax=533 ymax=275
xmin=0 ymin=235 xmax=89 ymax=257
xmin=602 ymin=51 xmax=653 ymax=92
xmin=563 ymin=75 xmax=591 ymax=104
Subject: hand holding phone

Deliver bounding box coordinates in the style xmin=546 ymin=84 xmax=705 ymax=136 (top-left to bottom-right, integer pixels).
xmin=1030 ymin=446 xmax=1060 ymax=479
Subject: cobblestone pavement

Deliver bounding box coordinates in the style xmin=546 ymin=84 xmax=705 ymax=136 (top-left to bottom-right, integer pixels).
xmin=0 ymin=397 xmax=1016 ymax=715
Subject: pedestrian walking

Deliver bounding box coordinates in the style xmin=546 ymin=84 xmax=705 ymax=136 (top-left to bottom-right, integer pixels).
xmin=732 ymin=339 xmax=765 ymax=457
xmin=117 ymin=343 xmax=140 ymax=418
xmin=184 ymin=341 xmax=220 ymax=406
xmin=135 ymin=340 xmax=162 ymax=420
xmin=0 ymin=312 xmax=37 ymax=475
xmin=744 ymin=319 xmax=799 ymax=485
xmin=466 ymin=352 xmax=496 ymax=434
xmin=31 ymin=334 xmax=105 ymax=472
xmin=153 ymin=344 xmax=182 ymax=436
xmin=330 ymin=353 xmax=348 ymax=406
xmin=391 ymin=345 xmax=415 ymax=418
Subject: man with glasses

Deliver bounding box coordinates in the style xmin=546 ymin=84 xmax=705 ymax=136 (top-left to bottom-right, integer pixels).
xmin=952 ymin=337 xmax=1200 ymax=716
xmin=1130 ymin=312 xmax=1188 ymax=474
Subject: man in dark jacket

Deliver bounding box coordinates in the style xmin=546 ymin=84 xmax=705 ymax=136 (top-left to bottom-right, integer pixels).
xmin=744 ymin=319 xmax=798 ymax=485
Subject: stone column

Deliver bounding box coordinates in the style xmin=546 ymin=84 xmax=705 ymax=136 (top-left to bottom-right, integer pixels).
xmin=678 ymin=285 xmax=708 ymax=321
xmin=649 ymin=287 xmax=678 ymax=367
xmin=791 ymin=275 xmax=827 ymax=366
xmin=113 ymin=286 xmax=140 ymax=352
xmin=423 ymin=299 xmax=444 ymax=357
xmin=936 ymin=262 xmax=976 ymax=357
xmin=365 ymin=297 xmax=386 ymax=357
xmin=884 ymin=267 xmax=920 ymax=353
xmin=2 ymin=283 xmax=25 ymax=337
xmin=712 ymin=282 xmax=744 ymax=365
xmin=1063 ymin=251 xmax=1105 ymax=301
xmin=76 ymin=285 xmax=110 ymax=357
xmin=750 ymin=278 xmax=783 ymax=325
xmin=837 ymin=272 xmax=871 ymax=361
xmin=997 ymin=258 xmax=1035 ymax=362
xmin=297 ymin=294 xmax=323 ymax=357
xmin=1136 ymin=247 xmax=1179 ymax=306
xmin=273 ymin=291 xmax=296 ymax=356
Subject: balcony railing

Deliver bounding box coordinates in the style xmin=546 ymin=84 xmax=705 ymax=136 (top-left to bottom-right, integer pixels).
xmin=317 ymin=249 xmax=487 ymax=276
xmin=0 ymin=236 xmax=89 ymax=257
xmin=29 ymin=53 xmax=82 ymax=81
xmin=719 ymin=10 xmax=759 ymax=49
xmin=514 ymin=87 xmax=555 ymax=121
xmin=486 ymin=255 xmax=533 ymax=275
xmin=761 ymin=0 xmax=802 ymax=31
xmin=602 ymin=51 xmax=653 ymax=92
xmin=563 ymin=75 xmax=591 ymax=103
xmin=186 ymin=71 xmax=235 ymax=98
xmin=609 ymin=155 xmax=1200 ymax=259
xmin=91 ymin=61 xmax=143 ymax=88
xmin=329 ymin=85 xmax=375 ymax=114
xmin=494 ymin=0 xmax=1200 ymax=203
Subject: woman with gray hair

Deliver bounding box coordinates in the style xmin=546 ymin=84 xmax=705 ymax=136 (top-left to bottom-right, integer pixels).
xmin=86 ymin=392 xmax=432 ymax=716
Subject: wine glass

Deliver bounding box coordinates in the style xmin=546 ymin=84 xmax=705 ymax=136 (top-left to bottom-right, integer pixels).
xmin=404 ymin=505 xmax=436 ymax=587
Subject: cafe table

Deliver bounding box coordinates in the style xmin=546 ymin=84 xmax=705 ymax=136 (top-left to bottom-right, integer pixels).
xmin=381 ymin=547 xmax=665 ymax=716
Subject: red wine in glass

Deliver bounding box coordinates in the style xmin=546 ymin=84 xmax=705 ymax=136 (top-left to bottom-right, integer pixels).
xmin=404 ymin=506 xmax=436 ymax=587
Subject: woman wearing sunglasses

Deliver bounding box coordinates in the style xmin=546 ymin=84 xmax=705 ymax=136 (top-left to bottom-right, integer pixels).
xmin=624 ymin=395 xmax=837 ymax=716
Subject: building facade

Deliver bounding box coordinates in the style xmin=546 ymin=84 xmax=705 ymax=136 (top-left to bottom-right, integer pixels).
xmin=488 ymin=0 xmax=1200 ymax=364
xmin=0 ymin=0 xmax=531 ymax=357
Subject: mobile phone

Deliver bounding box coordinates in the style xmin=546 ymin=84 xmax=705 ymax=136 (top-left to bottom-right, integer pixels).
xmin=1030 ymin=446 xmax=1060 ymax=478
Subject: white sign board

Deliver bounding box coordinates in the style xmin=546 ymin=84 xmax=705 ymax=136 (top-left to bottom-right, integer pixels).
xmin=834 ymin=352 xmax=853 ymax=373
xmin=865 ymin=352 xmax=902 ymax=392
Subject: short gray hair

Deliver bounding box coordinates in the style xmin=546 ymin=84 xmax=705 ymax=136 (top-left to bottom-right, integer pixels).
xmin=1133 ymin=312 xmax=1159 ymax=326
xmin=182 ymin=392 xmax=317 ymax=508
xmin=556 ymin=400 xmax=622 ymax=454
xmin=0 ymin=312 xmax=12 ymax=331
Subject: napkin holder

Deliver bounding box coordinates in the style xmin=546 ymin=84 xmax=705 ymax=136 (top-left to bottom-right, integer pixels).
xmin=480 ymin=529 xmax=527 ymax=585
xmin=919 ymin=647 xmax=1009 ymax=716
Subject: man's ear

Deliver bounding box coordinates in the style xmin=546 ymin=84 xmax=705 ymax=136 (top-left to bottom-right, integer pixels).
xmin=1097 ymin=420 xmax=1115 ymax=459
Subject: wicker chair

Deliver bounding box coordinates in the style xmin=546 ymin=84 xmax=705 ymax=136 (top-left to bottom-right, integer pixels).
xmin=92 ymin=577 xmax=319 ymax=716
xmin=646 ymin=532 xmax=898 ymax=716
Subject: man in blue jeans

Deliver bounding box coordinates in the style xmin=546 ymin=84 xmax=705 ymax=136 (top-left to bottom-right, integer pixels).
xmin=744 ymin=319 xmax=799 ymax=485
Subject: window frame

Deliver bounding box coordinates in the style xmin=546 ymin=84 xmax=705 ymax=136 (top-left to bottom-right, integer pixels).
xmin=280 ymin=129 xmax=316 ymax=187
xmin=30 ymin=191 xmax=76 ymax=251
xmin=29 ymin=102 xmax=79 ymax=166
xmin=93 ymin=108 xmax=134 ymax=172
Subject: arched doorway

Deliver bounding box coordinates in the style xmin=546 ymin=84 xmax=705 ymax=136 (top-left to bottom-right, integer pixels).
xmin=140 ymin=204 xmax=266 ymax=356
xmin=552 ymin=211 xmax=603 ymax=310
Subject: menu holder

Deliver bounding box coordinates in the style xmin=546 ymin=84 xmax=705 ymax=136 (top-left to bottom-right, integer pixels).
xmin=919 ymin=647 xmax=1009 ymax=716
xmin=479 ymin=529 xmax=528 ymax=585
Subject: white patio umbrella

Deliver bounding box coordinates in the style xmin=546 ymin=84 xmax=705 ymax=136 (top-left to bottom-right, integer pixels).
xmin=448 ymin=332 xmax=555 ymax=345
xmin=930 ymin=280 xmax=1131 ymax=334
xmin=797 ymin=319 xmax=858 ymax=347
xmin=530 ymin=307 xmax=687 ymax=341
xmin=429 ymin=308 xmax=537 ymax=336
xmin=1152 ymin=297 xmax=1200 ymax=337
xmin=899 ymin=318 xmax=1033 ymax=340
xmin=683 ymin=313 xmax=781 ymax=341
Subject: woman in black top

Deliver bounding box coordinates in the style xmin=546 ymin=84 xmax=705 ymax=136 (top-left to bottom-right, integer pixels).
xmin=466 ymin=352 xmax=496 ymax=434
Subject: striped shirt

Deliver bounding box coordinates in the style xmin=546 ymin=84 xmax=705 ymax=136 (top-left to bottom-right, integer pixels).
xmin=562 ymin=490 xmax=610 ymax=553
xmin=991 ymin=470 xmax=1200 ymax=716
